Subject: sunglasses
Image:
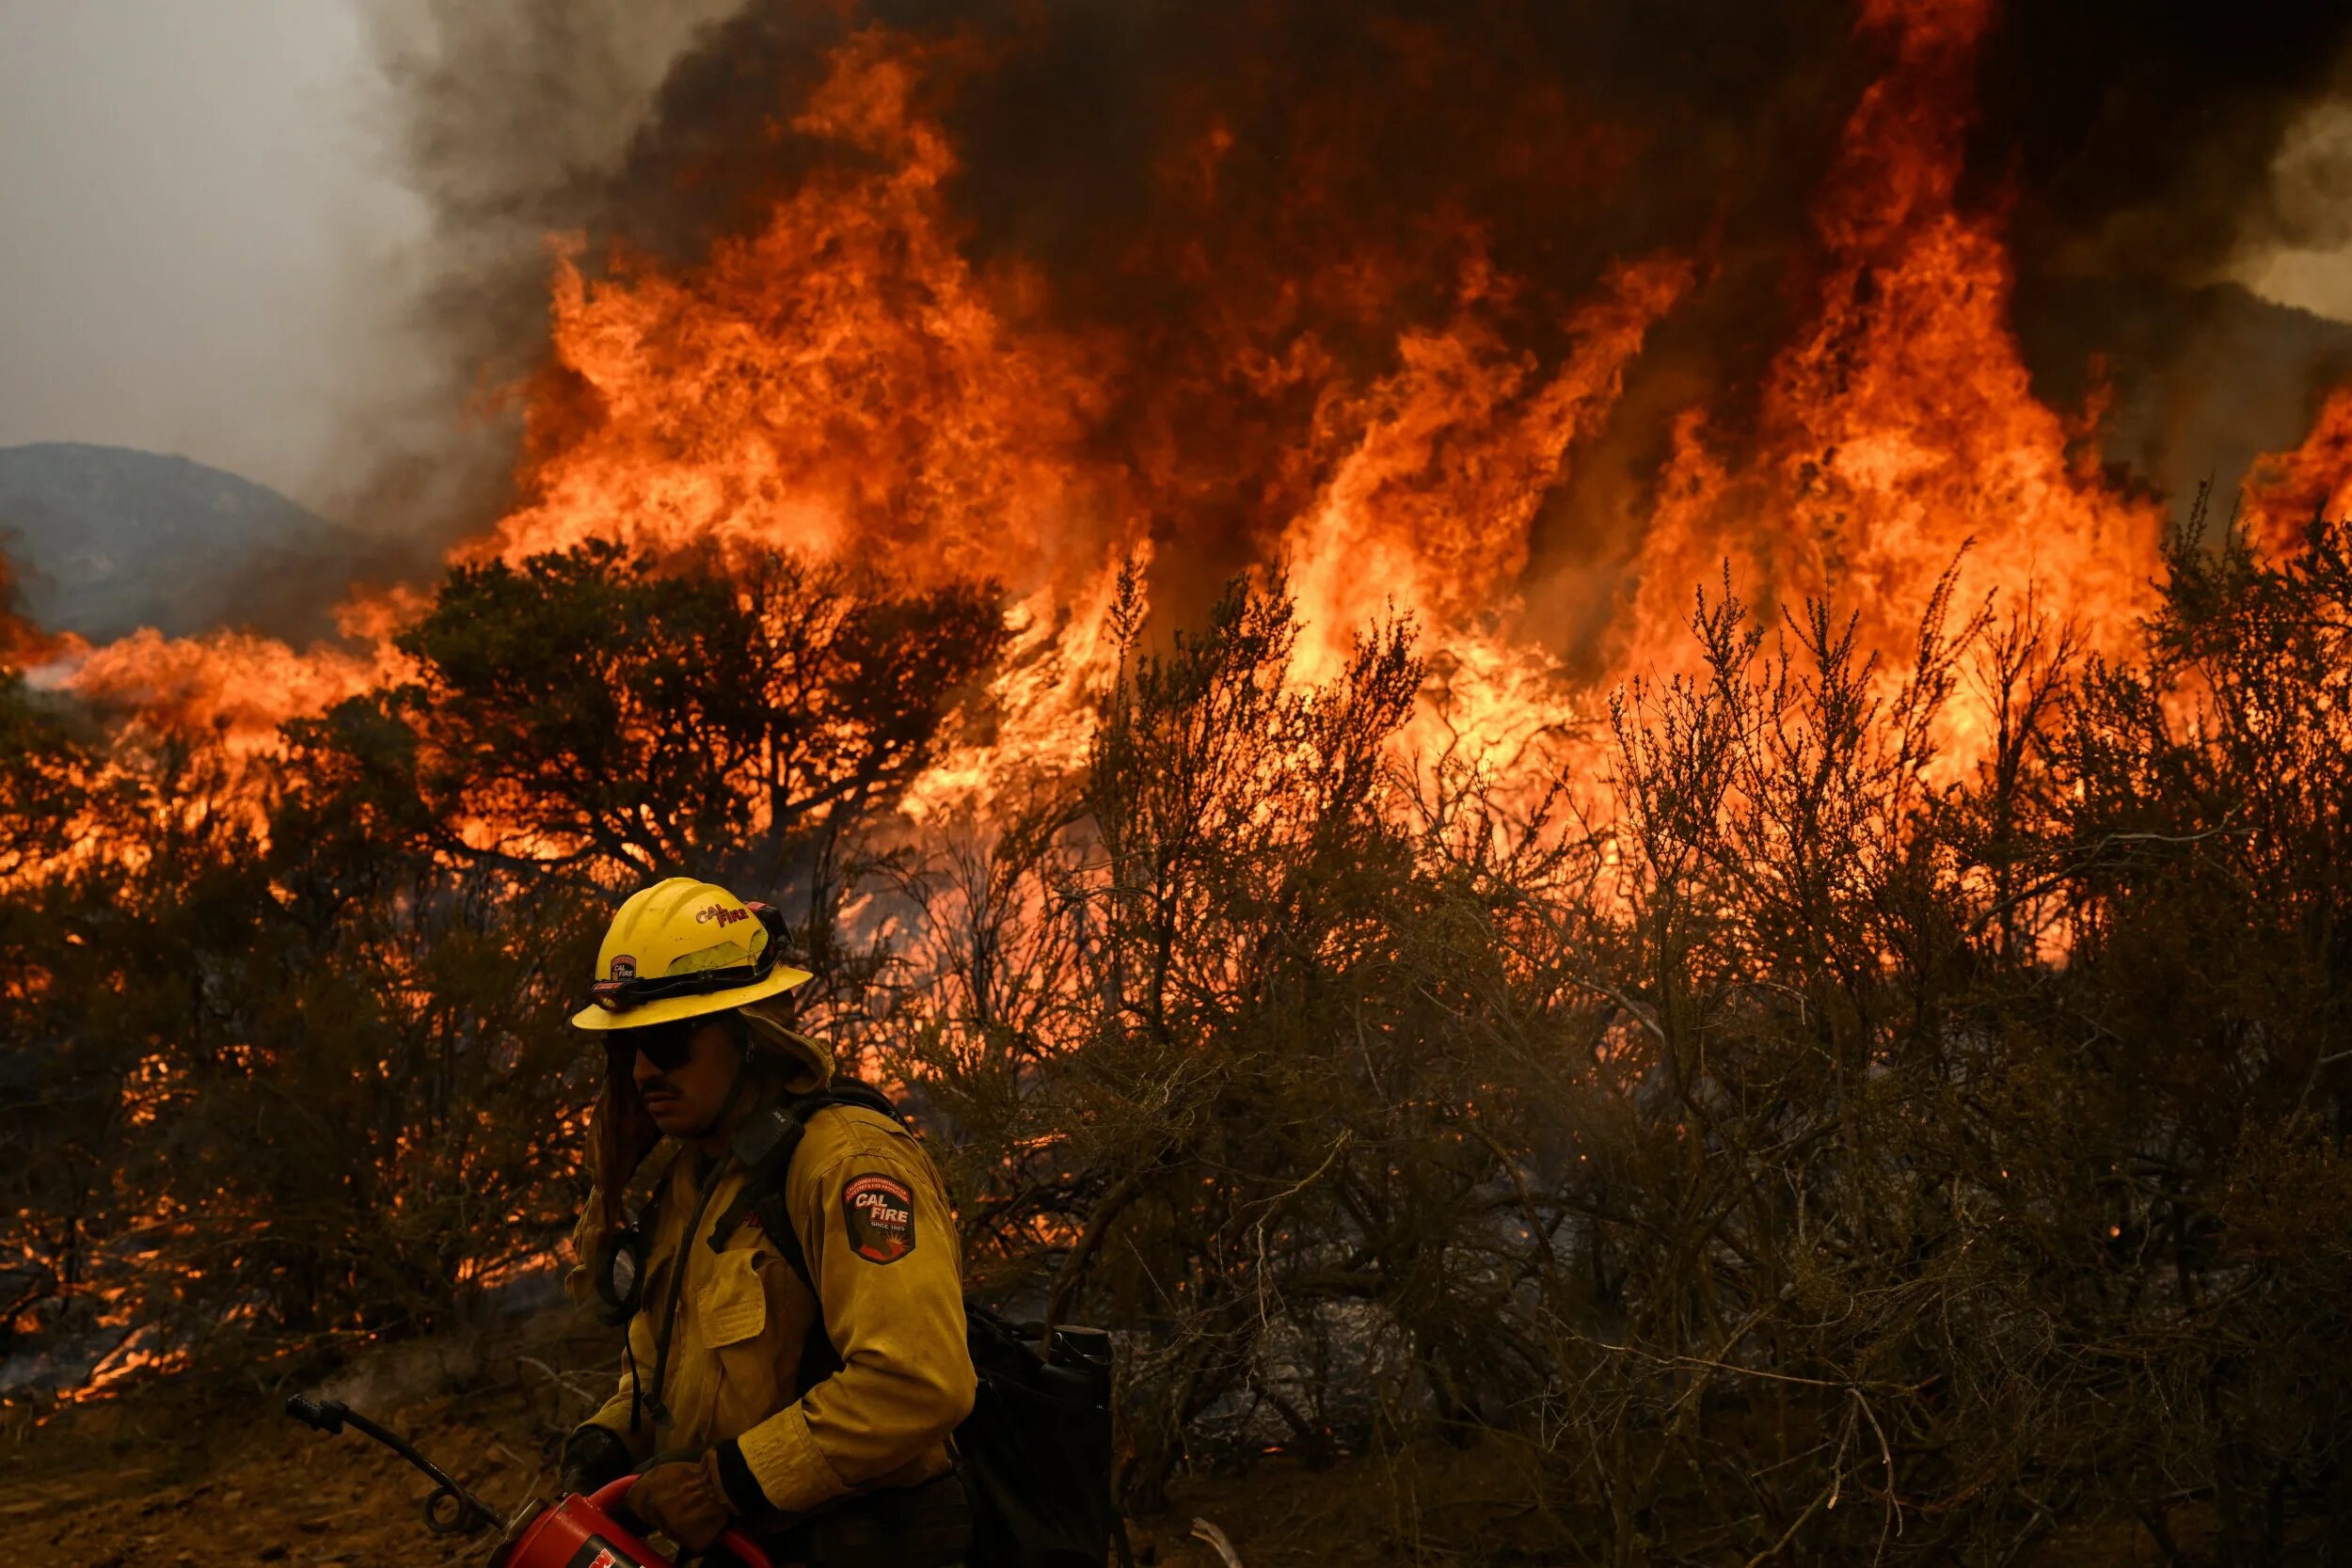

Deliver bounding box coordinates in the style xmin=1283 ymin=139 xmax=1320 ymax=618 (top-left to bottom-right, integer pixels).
xmin=589 ymin=904 xmax=788 ymax=1019
xmin=612 ymin=1022 xmax=700 ymax=1074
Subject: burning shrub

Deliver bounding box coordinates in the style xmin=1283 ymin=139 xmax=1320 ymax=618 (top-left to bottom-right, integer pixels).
xmin=6 ymin=520 xmax=2351 ymax=1560
xmin=882 ymin=529 xmax=2352 ymax=1559
xmin=889 ymin=573 xmax=1547 ymax=1502
xmin=3 ymin=543 xmax=1009 ymax=1362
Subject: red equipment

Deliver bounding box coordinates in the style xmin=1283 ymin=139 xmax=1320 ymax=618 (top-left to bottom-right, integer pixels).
xmin=285 ymin=1395 xmax=771 ymax=1568
xmin=496 ymin=1478 xmax=772 ymax=1568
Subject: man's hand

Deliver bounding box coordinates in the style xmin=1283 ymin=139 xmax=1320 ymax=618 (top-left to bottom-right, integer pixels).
xmin=559 ymin=1424 xmax=633 ymax=1499
xmin=626 ymin=1453 xmax=736 ymax=1552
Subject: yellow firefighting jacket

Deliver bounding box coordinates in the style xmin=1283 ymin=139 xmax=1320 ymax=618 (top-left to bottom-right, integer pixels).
xmin=577 ymin=1082 xmax=977 ymax=1514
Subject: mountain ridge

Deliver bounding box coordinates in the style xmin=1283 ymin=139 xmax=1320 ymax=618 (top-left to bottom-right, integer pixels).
xmin=0 ymin=442 xmax=365 ymax=643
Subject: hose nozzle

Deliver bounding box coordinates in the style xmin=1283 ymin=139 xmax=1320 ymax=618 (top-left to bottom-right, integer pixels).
xmin=283 ymin=1395 xmax=348 ymax=1435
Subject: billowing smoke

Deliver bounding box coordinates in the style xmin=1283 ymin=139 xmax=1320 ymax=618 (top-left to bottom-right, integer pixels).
xmin=1969 ymin=0 xmax=2352 ymax=280
xmin=329 ymin=0 xmax=749 ymax=570
xmin=1972 ymin=1 xmax=2352 ymax=505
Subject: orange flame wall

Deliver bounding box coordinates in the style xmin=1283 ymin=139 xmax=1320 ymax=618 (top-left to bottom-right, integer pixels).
xmin=41 ymin=0 xmax=2352 ymax=789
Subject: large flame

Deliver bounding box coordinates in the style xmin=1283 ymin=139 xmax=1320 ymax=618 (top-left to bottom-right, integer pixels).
xmin=28 ymin=1 xmax=2352 ymax=841
xmin=485 ymin=34 xmax=1128 ymax=600
xmin=1623 ymin=0 xmax=2164 ymax=693
xmin=55 ymin=630 xmax=388 ymax=762
xmin=2246 ymin=384 xmax=2352 ymax=557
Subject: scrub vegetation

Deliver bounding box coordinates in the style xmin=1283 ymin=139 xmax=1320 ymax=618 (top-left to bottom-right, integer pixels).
xmin=5 ymin=509 xmax=2349 ymax=1564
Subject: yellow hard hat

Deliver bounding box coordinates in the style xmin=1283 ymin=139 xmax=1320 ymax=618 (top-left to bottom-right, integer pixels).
xmin=570 ymin=877 xmax=814 ymax=1031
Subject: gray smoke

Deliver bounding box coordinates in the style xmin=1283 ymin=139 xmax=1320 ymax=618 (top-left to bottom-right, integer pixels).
xmin=313 ymin=0 xmax=746 ymax=578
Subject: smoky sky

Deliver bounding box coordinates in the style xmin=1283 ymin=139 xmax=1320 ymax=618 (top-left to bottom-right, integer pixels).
xmin=0 ymin=1 xmax=428 ymax=511
xmin=389 ymin=0 xmax=2352 ymax=302
xmin=546 ymin=0 xmax=2352 ymax=301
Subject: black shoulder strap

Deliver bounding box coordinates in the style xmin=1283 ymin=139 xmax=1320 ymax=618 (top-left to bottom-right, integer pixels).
xmin=703 ymin=1081 xmax=905 ymax=1389
xmin=706 ymin=1082 xmax=903 ymax=1249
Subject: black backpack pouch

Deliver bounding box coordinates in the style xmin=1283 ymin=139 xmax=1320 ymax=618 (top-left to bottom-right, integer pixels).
xmin=958 ymin=1307 xmax=1118 ymax=1568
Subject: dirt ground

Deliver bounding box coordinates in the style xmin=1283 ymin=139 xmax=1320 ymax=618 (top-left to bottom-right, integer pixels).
xmin=0 ymin=1307 xmax=2188 ymax=1567
xmin=0 ymin=1308 xmax=1511 ymax=1568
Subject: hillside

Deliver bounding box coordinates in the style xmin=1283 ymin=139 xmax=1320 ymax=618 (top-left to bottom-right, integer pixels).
xmin=0 ymin=443 xmax=365 ymax=643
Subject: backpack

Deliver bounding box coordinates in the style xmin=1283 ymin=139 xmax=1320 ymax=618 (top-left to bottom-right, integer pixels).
xmin=708 ymin=1084 xmax=1131 ymax=1568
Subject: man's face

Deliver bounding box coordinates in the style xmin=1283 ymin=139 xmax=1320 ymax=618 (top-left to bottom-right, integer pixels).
xmin=628 ymin=1018 xmax=742 ymax=1138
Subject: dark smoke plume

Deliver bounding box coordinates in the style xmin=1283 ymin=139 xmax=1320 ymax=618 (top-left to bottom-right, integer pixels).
xmin=1968 ymin=0 xmax=2352 ymax=279
xmin=1972 ymin=0 xmax=2352 ymax=501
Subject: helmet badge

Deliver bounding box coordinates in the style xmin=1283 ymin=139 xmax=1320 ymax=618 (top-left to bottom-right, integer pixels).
xmin=609 ymin=955 xmax=638 ymax=983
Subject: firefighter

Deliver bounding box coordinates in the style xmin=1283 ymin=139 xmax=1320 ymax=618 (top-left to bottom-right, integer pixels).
xmin=557 ymin=877 xmax=977 ymax=1561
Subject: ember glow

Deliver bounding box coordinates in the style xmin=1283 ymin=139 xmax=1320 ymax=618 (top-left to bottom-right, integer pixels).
xmin=30 ymin=2 xmax=2352 ymax=824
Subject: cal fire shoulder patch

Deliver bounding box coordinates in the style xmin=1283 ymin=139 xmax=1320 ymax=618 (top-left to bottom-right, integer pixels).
xmin=842 ymin=1172 xmax=917 ymax=1264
